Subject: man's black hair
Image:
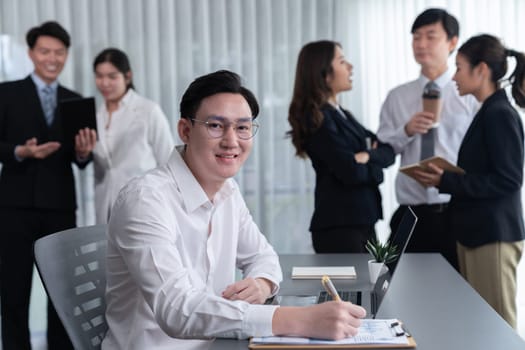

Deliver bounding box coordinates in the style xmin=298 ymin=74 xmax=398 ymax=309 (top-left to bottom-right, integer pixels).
xmin=411 ymin=8 xmax=459 ymax=40
xmin=26 ymin=21 xmax=70 ymax=49
xmin=180 ymin=70 xmax=259 ymax=120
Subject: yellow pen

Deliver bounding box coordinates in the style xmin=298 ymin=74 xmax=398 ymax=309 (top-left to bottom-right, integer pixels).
xmin=321 ymin=275 xmax=341 ymax=301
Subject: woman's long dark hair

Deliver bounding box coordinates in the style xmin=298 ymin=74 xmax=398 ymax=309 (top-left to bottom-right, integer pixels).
xmin=287 ymin=40 xmax=339 ymax=158
xmin=458 ymin=34 xmax=525 ymax=107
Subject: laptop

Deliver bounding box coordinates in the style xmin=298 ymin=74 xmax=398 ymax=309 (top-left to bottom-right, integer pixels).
xmin=277 ymin=207 xmax=417 ymax=318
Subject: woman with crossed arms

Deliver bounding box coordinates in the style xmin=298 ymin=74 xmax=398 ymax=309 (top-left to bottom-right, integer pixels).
xmin=288 ymin=40 xmax=394 ymax=253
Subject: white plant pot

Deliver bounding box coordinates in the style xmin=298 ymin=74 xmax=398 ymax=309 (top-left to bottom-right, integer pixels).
xmin=368 ymin=260 xmax=387 ymax=284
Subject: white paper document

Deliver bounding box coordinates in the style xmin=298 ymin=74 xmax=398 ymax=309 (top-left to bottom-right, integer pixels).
xmin=291 ymin=266 xmax=356 ymax=279
xmin=251 ymin=319 xmax=411 ymax=345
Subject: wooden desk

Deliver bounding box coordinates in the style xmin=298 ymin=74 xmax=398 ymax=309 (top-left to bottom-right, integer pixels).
xmin=210 ymin=253 xmax=525 ymax=350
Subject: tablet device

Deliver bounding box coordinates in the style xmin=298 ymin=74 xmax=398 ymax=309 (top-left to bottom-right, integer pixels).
xmin=59 ymin=97 xmax=97 ymax=150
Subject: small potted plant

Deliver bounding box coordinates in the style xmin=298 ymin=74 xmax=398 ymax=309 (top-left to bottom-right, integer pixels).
xmin=365 ymin=236 xmax=399 ymax=283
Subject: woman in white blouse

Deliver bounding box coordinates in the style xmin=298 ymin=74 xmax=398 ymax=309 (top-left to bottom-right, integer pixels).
xmin=92 ymin=48 xmax=174 ymax=223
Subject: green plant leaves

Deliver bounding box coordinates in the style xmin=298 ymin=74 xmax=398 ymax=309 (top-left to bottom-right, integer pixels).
xmin=365 ymin=237 xmax=399 ymax=264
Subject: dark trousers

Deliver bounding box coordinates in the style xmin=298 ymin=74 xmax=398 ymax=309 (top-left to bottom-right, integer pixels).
xmin=312 ymin=225 xmax=375 ymax=253
xmin=390 ymin=204 xmax=459 ymax=271
xmin=0 ymin=208 xmax=75 ymax=350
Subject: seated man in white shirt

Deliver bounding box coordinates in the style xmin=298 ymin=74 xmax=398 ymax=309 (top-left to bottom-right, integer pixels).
xmin=102 ymin=70 xmax=366 ymax=350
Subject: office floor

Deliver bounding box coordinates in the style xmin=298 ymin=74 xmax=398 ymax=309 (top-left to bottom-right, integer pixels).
xmin=0 ymin=260 xmax=523 ymax=349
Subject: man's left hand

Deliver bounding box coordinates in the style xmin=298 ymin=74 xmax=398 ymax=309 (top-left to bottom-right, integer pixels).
xmin=75 ymin=127 xmax=97 ymax=159
xmin=222 ymin=277 xmax=273 ymax=304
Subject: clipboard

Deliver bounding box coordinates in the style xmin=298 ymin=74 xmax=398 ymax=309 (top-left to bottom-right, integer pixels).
xmin=248 ymin=339 xmax=417 ymax=349
xmin=249 ymin=319 xmax=416 ymax=349
xmin=58 ymin=97 xmax=97 ymax=150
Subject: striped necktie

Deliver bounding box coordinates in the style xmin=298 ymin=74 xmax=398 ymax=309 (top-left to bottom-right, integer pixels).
xmin=42 ymin=85 xmax=55 ymax=125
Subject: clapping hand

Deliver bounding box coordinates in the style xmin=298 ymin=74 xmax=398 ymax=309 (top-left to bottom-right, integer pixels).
xmin=15 ymin=137 xmax=60 ymax=159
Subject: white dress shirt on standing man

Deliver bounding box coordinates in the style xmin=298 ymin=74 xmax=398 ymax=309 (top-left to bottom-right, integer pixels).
xmin=102 ymin=146 xmax=282 ymax=350
xmin=377 ymin=68 xmax=479 ymax=206
xmin=92 ymin=89 xmax=174 ymax=223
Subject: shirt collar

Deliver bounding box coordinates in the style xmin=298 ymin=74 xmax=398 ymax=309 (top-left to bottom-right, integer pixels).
xmin=100 ymin=89 xmax=135 ymax=115
xmin=167 ymin=145 xmax=236 ymax=213
xmin=30 ymin=72 xmax=58 ymax=91
xmin=418 ymin=66 xmax=454 ymax=90
xmin=120 ymin=88 xmax=135 ymax=106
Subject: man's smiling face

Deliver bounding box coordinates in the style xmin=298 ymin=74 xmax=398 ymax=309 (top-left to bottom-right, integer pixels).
xmin=178 ymin=92 xmax=254 ymax=193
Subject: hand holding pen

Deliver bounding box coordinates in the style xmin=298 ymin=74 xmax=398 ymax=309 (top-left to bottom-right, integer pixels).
xmin=322 ymin=275 xmax=341 ymax=301
xmin=272 ymin=276 xmax=366 ymax=340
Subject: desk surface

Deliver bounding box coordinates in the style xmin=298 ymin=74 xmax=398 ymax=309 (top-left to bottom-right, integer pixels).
xmin=210 ymin=253 xmax=525 ymax=350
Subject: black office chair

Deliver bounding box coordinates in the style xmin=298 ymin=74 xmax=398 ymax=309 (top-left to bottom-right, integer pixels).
xmin=34 ymin=224 xmax=108 ymax=350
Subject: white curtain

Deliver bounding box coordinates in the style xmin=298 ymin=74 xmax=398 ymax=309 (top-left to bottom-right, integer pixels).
xmin=1 ymin=0 xmax=524 ymax=254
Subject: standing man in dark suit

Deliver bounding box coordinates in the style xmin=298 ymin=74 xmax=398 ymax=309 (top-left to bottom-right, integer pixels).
xmin=0 ymin=21 xmax=96 ymax=349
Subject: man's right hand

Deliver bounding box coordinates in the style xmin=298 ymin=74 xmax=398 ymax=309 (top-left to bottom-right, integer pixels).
xmin=272 ymin=301 xmax=366 ymax=340
xmin=15 ymin=137 xmax=61 ymax=159
xmin=404 ymin=111 xmax=435 ymax=136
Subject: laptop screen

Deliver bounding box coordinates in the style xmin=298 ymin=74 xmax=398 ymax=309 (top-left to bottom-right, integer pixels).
xmin=385 ymin=206 xmax=418 ymax=273
xmin=372 ymin=206 xmax=418 ymax=315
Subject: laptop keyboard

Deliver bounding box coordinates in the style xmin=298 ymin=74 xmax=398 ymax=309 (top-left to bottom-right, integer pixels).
xmin=317 ymin=290 xmax=361 ymax=305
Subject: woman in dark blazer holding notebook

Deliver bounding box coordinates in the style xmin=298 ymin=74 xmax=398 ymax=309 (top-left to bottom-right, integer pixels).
xmin=288 ymin=40 xmax=395 ymax=253
xmin=414 ymin=34 xmax=525 ymax=329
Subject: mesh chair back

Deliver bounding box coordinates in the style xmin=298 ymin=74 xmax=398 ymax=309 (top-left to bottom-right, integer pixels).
xmin=34 ymin=225 xmax=108 ymax=350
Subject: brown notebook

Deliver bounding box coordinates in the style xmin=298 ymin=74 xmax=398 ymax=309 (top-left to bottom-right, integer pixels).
xmin=399 ymin=156 xmax=465 ymax=180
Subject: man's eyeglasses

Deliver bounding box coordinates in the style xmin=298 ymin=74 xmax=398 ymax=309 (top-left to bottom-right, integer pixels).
xmin=191 ymin=116 xmax=259 ymax=140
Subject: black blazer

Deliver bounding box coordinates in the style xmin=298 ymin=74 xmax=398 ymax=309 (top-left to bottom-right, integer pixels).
xmin=0 ymin=76 xmax=88 ymax=210
xmin=439 ymin=89 xmax=525 ymax=247
xmin=306 ymin=105 xmax=395 ymax=231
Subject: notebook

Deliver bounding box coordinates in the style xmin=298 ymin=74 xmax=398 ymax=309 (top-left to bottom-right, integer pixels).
xmin=277 ymin=207 xmax=417 ymax=318
xmin=291 ymin=266 xmax=356 ymax=279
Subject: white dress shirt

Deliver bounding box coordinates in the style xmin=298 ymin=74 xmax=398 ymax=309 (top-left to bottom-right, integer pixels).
xmin=377 ymin=68 xmax=479 ymax=205
xmin=92 ymin=89 xmax=174 ymax=223
xmin=102 ymin=146 xmax=282 ymax=350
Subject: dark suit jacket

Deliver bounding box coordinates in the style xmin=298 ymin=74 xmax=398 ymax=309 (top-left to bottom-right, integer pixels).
xmin=0 ymin=76 xmax=88 ymax=210
xmin=439 ymin=89 xmax=525 ymax=247
xmin=306 ymin=105 xmax=395 ymax=231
